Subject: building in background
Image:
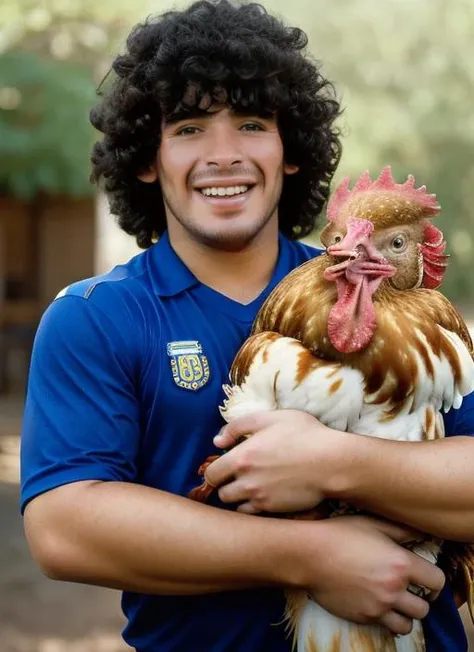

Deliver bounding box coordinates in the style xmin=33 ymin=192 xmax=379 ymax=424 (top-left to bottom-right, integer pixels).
xmin=0 ymin=192 xmax=139 ymax=395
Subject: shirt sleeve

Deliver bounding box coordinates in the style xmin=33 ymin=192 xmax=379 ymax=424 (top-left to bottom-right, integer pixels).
xmin=20 ymin=294 xmax=142 ymax=513
xmin=442 ymin=390 xmax=474 ymax=437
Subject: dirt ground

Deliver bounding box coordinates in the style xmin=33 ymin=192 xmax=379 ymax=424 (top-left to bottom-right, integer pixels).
xmin=0 ymin=395 xmax=472 ymax=651
xmin=0 ymin=397 xmax=131 ymax=652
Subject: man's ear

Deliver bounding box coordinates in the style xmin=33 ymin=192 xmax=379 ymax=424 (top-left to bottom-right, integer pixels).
xmin=283 ymin=163 xmax=299 ymax=175
xmin=137 ymin=166 xmax=158 ymax=183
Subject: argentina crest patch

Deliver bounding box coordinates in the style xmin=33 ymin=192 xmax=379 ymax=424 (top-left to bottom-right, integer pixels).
xmin=167 ymin=341 xmax=210 ymax=390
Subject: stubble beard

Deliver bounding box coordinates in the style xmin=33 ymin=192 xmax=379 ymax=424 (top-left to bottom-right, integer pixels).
xmin=162 ymin=191 xmax=281 ymax=253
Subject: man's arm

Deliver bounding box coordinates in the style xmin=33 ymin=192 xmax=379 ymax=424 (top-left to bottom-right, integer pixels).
xmin=24 ymin=478 xmax=443 ymax=636
xmin=24 ymin=480 xmax=292 ymax=594
xmin=338 ymin=390 xmax=474 ymax=540
xmin=208 ymin=407 xmax=474 ymax=541
xmin=329 ymin=434 xmax=474 ymax=541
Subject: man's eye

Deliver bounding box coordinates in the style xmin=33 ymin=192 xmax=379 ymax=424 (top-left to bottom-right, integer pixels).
xmin=176 ymin=126 xmax=201 ymax=136
xmin=240 ymin=122 xmax=264 ymax=132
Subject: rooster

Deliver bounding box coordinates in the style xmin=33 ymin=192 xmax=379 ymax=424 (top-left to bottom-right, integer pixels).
xmin=189 ymin=166 xmax=474 ymax=652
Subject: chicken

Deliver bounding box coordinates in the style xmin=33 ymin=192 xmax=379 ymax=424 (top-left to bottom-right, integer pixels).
xmin=189 ymin=166 xmax=474 ymax=651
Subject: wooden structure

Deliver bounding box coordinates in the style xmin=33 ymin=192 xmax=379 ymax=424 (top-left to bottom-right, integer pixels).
xmin=0 ymin=195 xmax=95 ymax=394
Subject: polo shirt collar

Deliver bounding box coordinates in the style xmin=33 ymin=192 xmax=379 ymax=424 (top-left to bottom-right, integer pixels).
xmin=148 ymin=229 xmax=290 ymax=299
xmin=148 ymin=231 xmax=199 ymax=297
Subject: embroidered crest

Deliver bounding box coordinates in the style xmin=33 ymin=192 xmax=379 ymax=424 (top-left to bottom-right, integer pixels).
xmin=167 ymin=341 xmax=210 ymax=390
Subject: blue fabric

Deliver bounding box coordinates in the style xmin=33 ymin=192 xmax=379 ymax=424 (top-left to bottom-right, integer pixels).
xmin=20 ymin=231 xmax=473 ymax=652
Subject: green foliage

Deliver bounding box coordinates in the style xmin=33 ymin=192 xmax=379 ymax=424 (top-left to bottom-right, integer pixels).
xmin=0 ymin=51 xmax=97 ymax=198
xmin=0 ymin=0 xmax=144 ymax=199
xmin=1 ymin=0 xmax=473 ymax=303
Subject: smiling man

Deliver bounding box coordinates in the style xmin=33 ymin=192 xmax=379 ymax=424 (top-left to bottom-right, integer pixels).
xmin=19 ymin=1 xmax=474 ymax=652
xmin=138 ymin=105 xmax=299 ymax=302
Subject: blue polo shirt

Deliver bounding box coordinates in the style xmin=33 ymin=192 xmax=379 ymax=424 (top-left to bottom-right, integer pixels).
xmin=21 ymin=231 xmax=474 ymax=652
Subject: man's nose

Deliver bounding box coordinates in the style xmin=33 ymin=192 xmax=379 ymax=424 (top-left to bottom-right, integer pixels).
xmin=203 ymin=125 xmax=243 ymax=168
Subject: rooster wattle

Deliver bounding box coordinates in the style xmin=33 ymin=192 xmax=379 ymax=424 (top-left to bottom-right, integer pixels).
xmin=189 ymin=166 xmax=474 ymax=652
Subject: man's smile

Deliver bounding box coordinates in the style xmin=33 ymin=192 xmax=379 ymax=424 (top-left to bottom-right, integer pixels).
xmin=195 ymin=187 xmax=254 ymax=210
xmin=192 ymin=181 xmax=256 ymax=212
xmin=199 ymin=185 xmax=250 ymax=197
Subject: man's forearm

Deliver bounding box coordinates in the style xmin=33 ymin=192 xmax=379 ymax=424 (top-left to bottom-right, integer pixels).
xmin=24 ymin=480 xmax=305 ymax=595
xmin=332 ymin=434 xmax=474 ymax=541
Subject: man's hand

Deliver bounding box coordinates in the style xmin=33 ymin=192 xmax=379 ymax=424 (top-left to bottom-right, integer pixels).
xmin=207 ymin=410 xmax=346 ymax=514
xmin=290 ymin=515 xmax=445 ymax=636
xmin=207 ymin=410 xmax=447 ymax=635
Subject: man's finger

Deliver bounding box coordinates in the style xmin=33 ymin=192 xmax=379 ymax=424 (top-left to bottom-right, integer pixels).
xmin=367 ymin=517 xmax=424 ymax=546
xmin=410 ymin=556 xmax=445 ymax=597
xmin=204 ymin=448 xmax=240 ymax=488
xmin=236 ymin=502 xmax=261 ymax=515
xmin=393 ymin=590 xmax=430 ymax=621
xmin=213 ymin=412 xmax=273 ymax=448
xmin=378 ymin=610 xmax=413 ymax=636
xmin=213 ymin=426 xmax=242 ymax=450
xmin=372 ymin=519 xmax=445 ymax=597
xmin=218 ymin=480 xmax=248 ymax=504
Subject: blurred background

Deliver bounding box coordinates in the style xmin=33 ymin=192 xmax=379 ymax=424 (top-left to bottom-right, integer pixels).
xmin=0 ymin=0 xmax=473 ymax=649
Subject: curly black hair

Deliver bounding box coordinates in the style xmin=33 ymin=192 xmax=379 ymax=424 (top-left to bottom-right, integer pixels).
xmin=90 ymin=0 xmax=342 ymax=248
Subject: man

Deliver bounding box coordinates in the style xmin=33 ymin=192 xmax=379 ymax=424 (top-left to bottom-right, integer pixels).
xmin=20 ymin=1 xmax=474 ymax=651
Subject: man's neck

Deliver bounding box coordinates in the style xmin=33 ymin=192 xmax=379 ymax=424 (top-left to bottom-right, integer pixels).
xmin=168 ymin=225 xmax=279 ymax=305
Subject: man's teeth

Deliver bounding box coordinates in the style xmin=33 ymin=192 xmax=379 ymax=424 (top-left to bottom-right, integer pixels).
xmin=200 ymin=185 xmax=249 ymax=197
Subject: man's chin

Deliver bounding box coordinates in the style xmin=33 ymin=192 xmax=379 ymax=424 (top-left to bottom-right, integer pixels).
xmin=168 ymin=203 xmax=278 ymax=252
xmin=201 ymin=232 xmax=255 ymax=253
xmin=193 ymin=221 xmax=270 ymax=252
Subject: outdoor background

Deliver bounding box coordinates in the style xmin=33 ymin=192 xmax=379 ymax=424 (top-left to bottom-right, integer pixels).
xmin=0 ymin=0 xmax=473 ymax=650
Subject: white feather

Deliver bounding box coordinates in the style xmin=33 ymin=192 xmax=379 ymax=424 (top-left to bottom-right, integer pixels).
xmin=221 ymin=336 xmax=365 ymax=432
xmin=296 ymin=601 xmax=424 ymax=652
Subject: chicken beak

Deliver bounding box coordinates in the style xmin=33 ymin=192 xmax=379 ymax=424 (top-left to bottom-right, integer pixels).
xmin=324 ymin=218 xmax=396 ymax=281
xmin=327 ymin=218 xmax=380 ymax=260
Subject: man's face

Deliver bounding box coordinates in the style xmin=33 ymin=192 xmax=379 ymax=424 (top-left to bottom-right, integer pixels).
xmin=139 ymin=106 xmax=298 ymax=251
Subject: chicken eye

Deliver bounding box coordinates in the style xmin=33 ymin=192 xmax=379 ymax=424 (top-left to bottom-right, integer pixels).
xmin=391 ymin=235 xmax=406 ymax=252
xmin=333 ymin=235 xmax=342 ymax=245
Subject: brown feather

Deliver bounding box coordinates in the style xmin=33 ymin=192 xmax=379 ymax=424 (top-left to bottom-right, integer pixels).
xmin=439 ymin=541 xmax=474 ymax=624
xmin=229 ymin=331 xmax=283 ymax=386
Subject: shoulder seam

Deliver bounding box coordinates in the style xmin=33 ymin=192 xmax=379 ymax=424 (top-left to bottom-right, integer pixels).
xmin=56 ymin=267 xmax=148 ymax=301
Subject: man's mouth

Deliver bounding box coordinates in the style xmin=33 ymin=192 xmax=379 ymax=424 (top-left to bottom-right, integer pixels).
xmin=199 ymin=185 xmax=251 ymax=197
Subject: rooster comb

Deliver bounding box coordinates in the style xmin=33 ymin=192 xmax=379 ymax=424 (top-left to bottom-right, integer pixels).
xmin=327 ymin=165 xmax=441 ymax=223
xmin=327 ymin=166 xmax=448 ymax=290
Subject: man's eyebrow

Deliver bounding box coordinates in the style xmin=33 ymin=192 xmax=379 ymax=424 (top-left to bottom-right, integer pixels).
xmin=163 ymin=107 xmax=222 ymax=126
xmin=163 ymin=107 xmax=275 ymax=126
